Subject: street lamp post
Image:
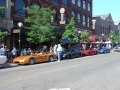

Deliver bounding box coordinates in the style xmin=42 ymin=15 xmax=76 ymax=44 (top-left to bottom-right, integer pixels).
xmin=78 ymin=31 xmax=81 ymax=44
xmin=92 ymin=19 xmax=96 ymax=34
xmin=60 ymin=8 xmax=65 ymax=25
xmin=17 ymin=22 xmax=23 ymax=50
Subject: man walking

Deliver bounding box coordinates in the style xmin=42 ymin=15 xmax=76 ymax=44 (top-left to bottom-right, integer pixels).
xmin=57 ymin=44 xmax=62 ymax=62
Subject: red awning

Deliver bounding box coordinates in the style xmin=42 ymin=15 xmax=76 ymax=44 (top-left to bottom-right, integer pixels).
xmin=89 ymin=35 xmax=96 ymax=42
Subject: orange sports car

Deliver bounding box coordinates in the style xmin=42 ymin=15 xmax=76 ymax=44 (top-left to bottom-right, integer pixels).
xmin=13 ymin=52 xmax=56 ymax=65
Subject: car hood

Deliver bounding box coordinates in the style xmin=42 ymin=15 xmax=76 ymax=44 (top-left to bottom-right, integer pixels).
xmin=13 ymin=56 xmax=30 ymax=61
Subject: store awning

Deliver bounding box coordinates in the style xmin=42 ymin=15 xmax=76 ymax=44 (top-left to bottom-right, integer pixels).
xmin=89 ymin=35 xmax=96 ymax=42
xmin=59 ymin=39 xmax=72 ymax=43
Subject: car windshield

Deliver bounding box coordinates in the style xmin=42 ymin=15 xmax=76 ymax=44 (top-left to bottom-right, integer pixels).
xmin=115 ymin=45 xmax=120 ymax=48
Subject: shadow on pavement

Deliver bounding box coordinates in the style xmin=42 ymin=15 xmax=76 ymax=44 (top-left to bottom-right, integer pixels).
xmin=0 ymin=63 xmax=18 ymax=69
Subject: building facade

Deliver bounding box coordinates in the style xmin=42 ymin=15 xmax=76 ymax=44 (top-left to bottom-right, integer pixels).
xmin=0 ymin=0 xmax=92 ymax=49
xmin=92 ymin=13 xmax=117 ymax=41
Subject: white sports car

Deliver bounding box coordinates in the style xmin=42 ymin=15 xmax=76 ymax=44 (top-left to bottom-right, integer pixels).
xmin=0 ymin=55 xmax=7 ymax=65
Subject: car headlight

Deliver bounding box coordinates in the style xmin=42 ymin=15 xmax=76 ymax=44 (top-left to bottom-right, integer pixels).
xmin=20 ymin=60 xmax=25 ymax=62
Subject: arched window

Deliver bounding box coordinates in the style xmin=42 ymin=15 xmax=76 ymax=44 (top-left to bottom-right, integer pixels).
xmin=87 ymin=17 xmax=90 ymax=27
xmin=72 ymin=0 xmax=75 ymax=4
xmin=77 ymin=13 xmax=81 ymax=25
xmin=78 ymin=0 xmax=81 ymax=7
xmin=83 ymin=0 xmax=86 ymax=9
xmin=88 ymin=2 xmax=91 ymax=11
xmin=52 ymin=0 xmax=58 ymax=4
xmin=83 ymin=15 xmax=86 ymax=26
xmin=15 ymin=0 xmax=25 ymax=17
xmin=71 ymin=11 xmax=75 ymax=17
xmin=62 ymin=0 xmax=68 ymax=7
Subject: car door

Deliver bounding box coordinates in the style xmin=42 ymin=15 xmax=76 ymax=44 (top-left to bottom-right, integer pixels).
xmin=71 ymin=49 xmax=79 ymax=58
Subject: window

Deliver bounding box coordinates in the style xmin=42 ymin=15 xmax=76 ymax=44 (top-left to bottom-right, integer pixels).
xmin=0 ymin=0 xmax=5 ymax=18
xmin=88 ymin=2 xmax=91 ymax=11
xmin=87 ymin=17 xmax=90 ymax=27
xmin=72 ymin=0 xmax=75 ymax=4
xmin=52 ymin=0 xmax=58 ymax=4
xmin=62 ymin=0 xmax=68 ymax=7
xmin=77 ymin=13 xmax=81 ymax=25
xmin=15 ymin=0 xmax=25 ymax=17
xmin=83 ymin=15 xmax=86 ymax=26
xmin=83 ymin=0 xmax=86 ymax=9
xmin=71 ymin=11 xmax=75 ymax=17
xmin=78 ymin=0 xmax=81 ymax=7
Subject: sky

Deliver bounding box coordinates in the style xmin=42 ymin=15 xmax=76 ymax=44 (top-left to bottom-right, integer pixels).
xmin=93 ymin=0 xmax=120 ymax=24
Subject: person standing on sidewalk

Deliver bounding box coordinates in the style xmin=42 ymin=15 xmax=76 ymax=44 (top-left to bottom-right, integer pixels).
xmin=57 ymin=44 xmax=62 ymax=62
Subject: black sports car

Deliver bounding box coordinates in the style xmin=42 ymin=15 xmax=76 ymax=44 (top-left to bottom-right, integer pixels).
xmin=62 ymin=49 xmax=82 ymax=59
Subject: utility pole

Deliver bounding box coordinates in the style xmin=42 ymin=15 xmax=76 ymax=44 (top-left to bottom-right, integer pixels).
xmin=5 ymin=0 xmax=11 ymax=49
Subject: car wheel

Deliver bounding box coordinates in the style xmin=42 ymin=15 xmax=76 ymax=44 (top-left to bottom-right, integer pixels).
xmin=104 ymin=51 xmax=107 ymax=54
xmin=49 ymin=56 xmax=54 ymax=62
xmin=79 ymin=53 xmax=82 ymax=57
xmin=29 ymin=58 xmax=35 ymax=65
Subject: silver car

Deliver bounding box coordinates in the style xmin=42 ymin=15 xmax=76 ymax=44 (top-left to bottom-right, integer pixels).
xmin=114 ymin=45 xmax=120 ymax=52
xmin=0 ymin=55 xmax=7 ymax=65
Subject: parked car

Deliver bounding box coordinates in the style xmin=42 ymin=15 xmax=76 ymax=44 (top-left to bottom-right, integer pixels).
xmin=0 ymin=55 xmax=7 ymax=65
xmin=82 ymin=49 xmax=98 ymax=56
xmin=114 ymin=45 xmax=120 ymax=52
xmin=13 ymin=52 xmax=56 ymax=65
xmin=62 ymin=49 xmax=82 ymax=59
xmin=98 ymin=47 xmax=110 ymax=54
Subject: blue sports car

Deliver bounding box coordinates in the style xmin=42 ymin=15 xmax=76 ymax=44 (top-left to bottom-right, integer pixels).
xmin=98 ymin=47 xmax=110 ymax=54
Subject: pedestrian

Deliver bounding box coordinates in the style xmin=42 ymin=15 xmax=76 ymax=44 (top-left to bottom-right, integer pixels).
xmin=42 ymin=45 xmax=47 ymax=53
xmin=27 ymin=48 xmax=32 ymax=55
xmin=0 ymin=46 xmax=5 ymax=55
xmin=49 ymin=45 xmax=53 ymax=53
xmin=11 ymin=47 xmax=17 ymax=58
xmin=53 ymin=44 xmax=57 ymax=54
xmin=57 ymin=44 xmax=62 ymax=62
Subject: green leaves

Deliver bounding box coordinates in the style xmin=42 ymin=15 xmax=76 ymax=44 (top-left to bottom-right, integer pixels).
xmin=80 ymin=31 xmax=90 ymax=42
xmin=109 ymin=30 xmax=120 ymax=44
xmin=24 ymin=5 xmax=56 ymax=45
xmin=62 ymin=17 xmax=78 ymax=44
xmin=0 ymin=32 xmax=7 ymax=42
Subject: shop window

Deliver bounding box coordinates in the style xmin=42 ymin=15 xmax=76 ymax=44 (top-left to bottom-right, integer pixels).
xmin=0 ymin=0 xmax=5 ymax=18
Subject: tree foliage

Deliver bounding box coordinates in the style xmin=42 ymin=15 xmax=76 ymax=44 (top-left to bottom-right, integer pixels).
xmin=0 ymin=6 xmax=7 ymax=42
xmin=109 ymin=30 xmax=120 ymax=44
xmin=24 ymin=5 xmax=56 ymax=45
xmin=0 ymin=32 xmax=7 ymax=42
xmin=62 ymin=17 xmax=78 ymax=43
xmin=80 ymin=31 xmax=90 ymax=42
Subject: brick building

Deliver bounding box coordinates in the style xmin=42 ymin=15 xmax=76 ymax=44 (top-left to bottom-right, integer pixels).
xmin=92 ymin=13 xmax=117 ymax=41
xmin=0 ymin=0 xmax=92 ymax=49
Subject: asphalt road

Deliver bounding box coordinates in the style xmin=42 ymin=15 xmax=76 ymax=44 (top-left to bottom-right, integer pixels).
xmin=0 ymin=52 xmax=120 ymax=90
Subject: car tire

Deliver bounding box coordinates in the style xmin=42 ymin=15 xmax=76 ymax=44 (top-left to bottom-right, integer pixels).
xmin=104 ymin=51 xmax=107 ymax=54
xmin=29 ymin=58 xmax=35 ymax=65
xmin=49 ymin=56 xmax=54 ymax=62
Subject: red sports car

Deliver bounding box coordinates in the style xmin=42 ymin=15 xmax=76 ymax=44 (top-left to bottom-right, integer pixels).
xmin=82 ymin=49 xmax=98 ymax=56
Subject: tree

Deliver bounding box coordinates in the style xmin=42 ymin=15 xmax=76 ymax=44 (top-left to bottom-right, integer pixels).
xmin=0 ymin=32 xmax=7 ymax=42
xmin=109 ymin=30 xmax=120 ymax=44
xmin=80 ymin=31 xmax=90 ymax=42
xmin=24 ymin=5 xmax=56 ymax=45
xmin=0 ymin=6 xmax=7 ymax=43
xmin=62 ymin=17 xmax=78 ymax=44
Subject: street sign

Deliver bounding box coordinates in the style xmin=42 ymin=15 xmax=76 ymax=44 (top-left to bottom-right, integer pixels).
xmin=60 ymin=21 xmax=66 ymax=24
